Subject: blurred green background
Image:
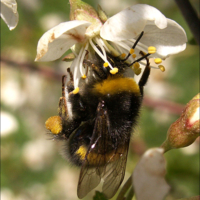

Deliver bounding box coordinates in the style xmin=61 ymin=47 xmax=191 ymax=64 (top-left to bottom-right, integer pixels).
xmin=1 ymin=0 xmax=199 ymax=200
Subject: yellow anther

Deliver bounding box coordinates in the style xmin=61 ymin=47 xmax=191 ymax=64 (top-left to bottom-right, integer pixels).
xmin=121 ymin=53 xmax=126 ymax=58
xmin=82 ymin=74 xmax=87 ymax=79
xmin=148 ymin=46 xmax=156 ymax=54
xmin=45 ymin=116 xmax=62 ymax=135
xmin=110 ymin=68 xmax=118 ymax=74
xmin=129 ymin=48 xmax=135 ymax=54
xmin=103 ymin=62 xmax=109 ymax=67
xmin=158 ymin=65 xmax=165 ymax=72
xmin=132 ymin=54 xmax=137 ymax=59
xmin=73 ymin=87 xmax=79 ymax=94
xmin=133 ymin=62 xmax=140 ymax=69
xmin=154 ymin=58 xmax=162 ymax=64
xmin=134 ymin=68 xmax=142 ymax=75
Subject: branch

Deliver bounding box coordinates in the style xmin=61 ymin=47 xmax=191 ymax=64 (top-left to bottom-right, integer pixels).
xmin=143 ymin=96 xmax=185 ymax=115
xmin=1 ymin=56 xmax=186 ymax=115
xmin=1 ymin=56 xmax=62 ymax=81
xmin=174 ymin=0 xmax=200 ymax=45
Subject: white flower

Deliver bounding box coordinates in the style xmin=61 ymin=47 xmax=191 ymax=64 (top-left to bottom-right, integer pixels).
xmin=35 ymin=4 xmax=187 ymax=89
xmin=0 ymin=0 xmax=19 ymax=30
xmin=133 ymin=148 xmax=170 ymax=200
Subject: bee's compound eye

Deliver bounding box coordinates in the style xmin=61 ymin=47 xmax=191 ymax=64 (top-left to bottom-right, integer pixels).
xmin=45 ymin=116 xmax=62 ymax=134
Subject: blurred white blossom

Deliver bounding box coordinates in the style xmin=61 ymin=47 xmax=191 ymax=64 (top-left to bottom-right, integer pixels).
xmin=0 ymin=0 xmax=19 ymax=30
xmin=22 ymin=139 xmax=55 ymax=171
xmin=1 ymin=111 xmax=18 ymax=137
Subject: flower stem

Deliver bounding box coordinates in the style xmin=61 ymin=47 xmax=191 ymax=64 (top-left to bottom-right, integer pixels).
xmin=160 ymin=140 xmax=172 ymax=153
xmin=116 ymin=175 xmax=132 ymax=200
xmin=126 ymin=187 xmax=134 ymax=200
xmin=174 ymin=0 xmax=200 ymax=45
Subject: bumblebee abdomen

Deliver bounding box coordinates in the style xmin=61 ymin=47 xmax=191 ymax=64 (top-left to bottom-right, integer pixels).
xmin=69 ymin=144 xmax=125 ymax=167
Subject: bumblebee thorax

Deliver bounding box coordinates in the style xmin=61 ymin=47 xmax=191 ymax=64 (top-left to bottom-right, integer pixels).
xmin=92 ymin=76 xmax=140 ymax=96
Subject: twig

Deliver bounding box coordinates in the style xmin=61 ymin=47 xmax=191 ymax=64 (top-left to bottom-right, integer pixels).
xmin=1 ymin=56 xmax=62 ymax=81
xmin=143 ymin=96 xmax=185 ymax=115
xmin=174 ymin=0 xmax=200 ymax=45
xmin=1 ymin=56 xmax=186 ymax=115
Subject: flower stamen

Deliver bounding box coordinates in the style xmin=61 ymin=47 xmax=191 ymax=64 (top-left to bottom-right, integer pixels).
xmin=133 ymin=62 xmax=140 ymax=69
xmin=158 ymin=65 xmax=165 ymax=72
xmin=103 ymin=62 xmax=109 ymax=67
xmin=132 ymin=54 xmax=137 ymax=58
xmin=129 ymin=48 xmax=135 ymax=54
xmin=129 ymin=53 xmax=150 ymax=66
xmin=73 ymin=87 xmax=79 ymax=94
xmin=134 ymin=67 xmax=142 ymax=75
xmin=89 ymin=38 xmax=114 ymax=70
xmin=110 ymin=68 xmax=118 ymax=74
xmin=148 ymin=46 xmax=157 ymax=54
xmin=122 ymin=31 xmax=144 ymax=61
xmin=154 ymin=58 xmax=162 ymax=64
xmin=79 ymin=43 xmax=89 ymax=76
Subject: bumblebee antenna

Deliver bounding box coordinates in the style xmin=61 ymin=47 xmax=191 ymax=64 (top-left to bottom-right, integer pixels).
xmin=122 ymin=31 xmax=144 ymax=62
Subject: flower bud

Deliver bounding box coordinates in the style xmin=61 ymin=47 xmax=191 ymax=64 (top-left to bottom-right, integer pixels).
xmin=162 ymin=94 xmax=200 ymax=152
xmin=133 ymin=148 xmax=170 ymax=200
xmin=97 ymin=5 xmax=108 ymax=23
xmin=69 ymin=0 xmax=102 ymax=37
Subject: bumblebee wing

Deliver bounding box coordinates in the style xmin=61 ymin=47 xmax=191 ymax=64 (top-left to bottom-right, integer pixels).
xmin=102 ymin=138 xmax=129 ymax=199
xmin=77 ymin=102 xmax=129 ymax=199
xmin=77 ymin=102 xmax=110 ymax=198
xmin=77 ymin=162 xmax=104 ymax=199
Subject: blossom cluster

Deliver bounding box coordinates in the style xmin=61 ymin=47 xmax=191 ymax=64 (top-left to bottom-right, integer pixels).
xmin=35 ymin=0 xmax=187 ymax=91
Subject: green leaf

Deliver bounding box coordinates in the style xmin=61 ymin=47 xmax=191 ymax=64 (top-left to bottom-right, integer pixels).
xmin=93 ymin=191 xmax=108 ymax=200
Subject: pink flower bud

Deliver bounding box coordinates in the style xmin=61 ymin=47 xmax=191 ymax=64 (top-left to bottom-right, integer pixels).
xmin=162 ymin=94 xmax=200 ymax=152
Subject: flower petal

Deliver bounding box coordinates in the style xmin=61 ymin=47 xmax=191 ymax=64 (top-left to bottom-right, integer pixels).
xmin=35 ymin=20 xmax=91 ymax=61
xmin=140 ymin=19 xmax=187 ymax=58
xmin=101 ymin=4 xmax=167 ymax=41
xmin=1 ymin=0 xmax=19 ymax=30
xmin=133 ymin=148 xmax=170 ymax=200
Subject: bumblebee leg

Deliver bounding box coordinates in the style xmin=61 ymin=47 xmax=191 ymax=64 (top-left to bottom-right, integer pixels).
xmin=138 ymin=51 xmax=151 ymax=96
xmin=58 ymin=75 xmax=68 ymax=118
xmin=83 ymin=59 xmax=108 ymax=80
xmin=46 ymin=73 xmax=82 ymax=139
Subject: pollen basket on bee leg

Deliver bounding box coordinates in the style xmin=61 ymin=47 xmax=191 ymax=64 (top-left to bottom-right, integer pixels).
xmin=45 ymin=116 xmax=62 ymax=134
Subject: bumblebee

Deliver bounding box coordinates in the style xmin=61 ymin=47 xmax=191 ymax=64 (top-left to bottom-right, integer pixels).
xmin=45 ymin=33 xmax=150 ymax=199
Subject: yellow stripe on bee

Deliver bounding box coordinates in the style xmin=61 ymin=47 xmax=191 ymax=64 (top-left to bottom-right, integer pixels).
xmin=76 ymin=145 xmax=87 ymax=160
xmin=76 ymin=145 xmax=125 ymax=166
xmin=45 ymin=116 xmax=62 ymax=134
xmin=93 ymin=76 xmax=140 ymax=95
